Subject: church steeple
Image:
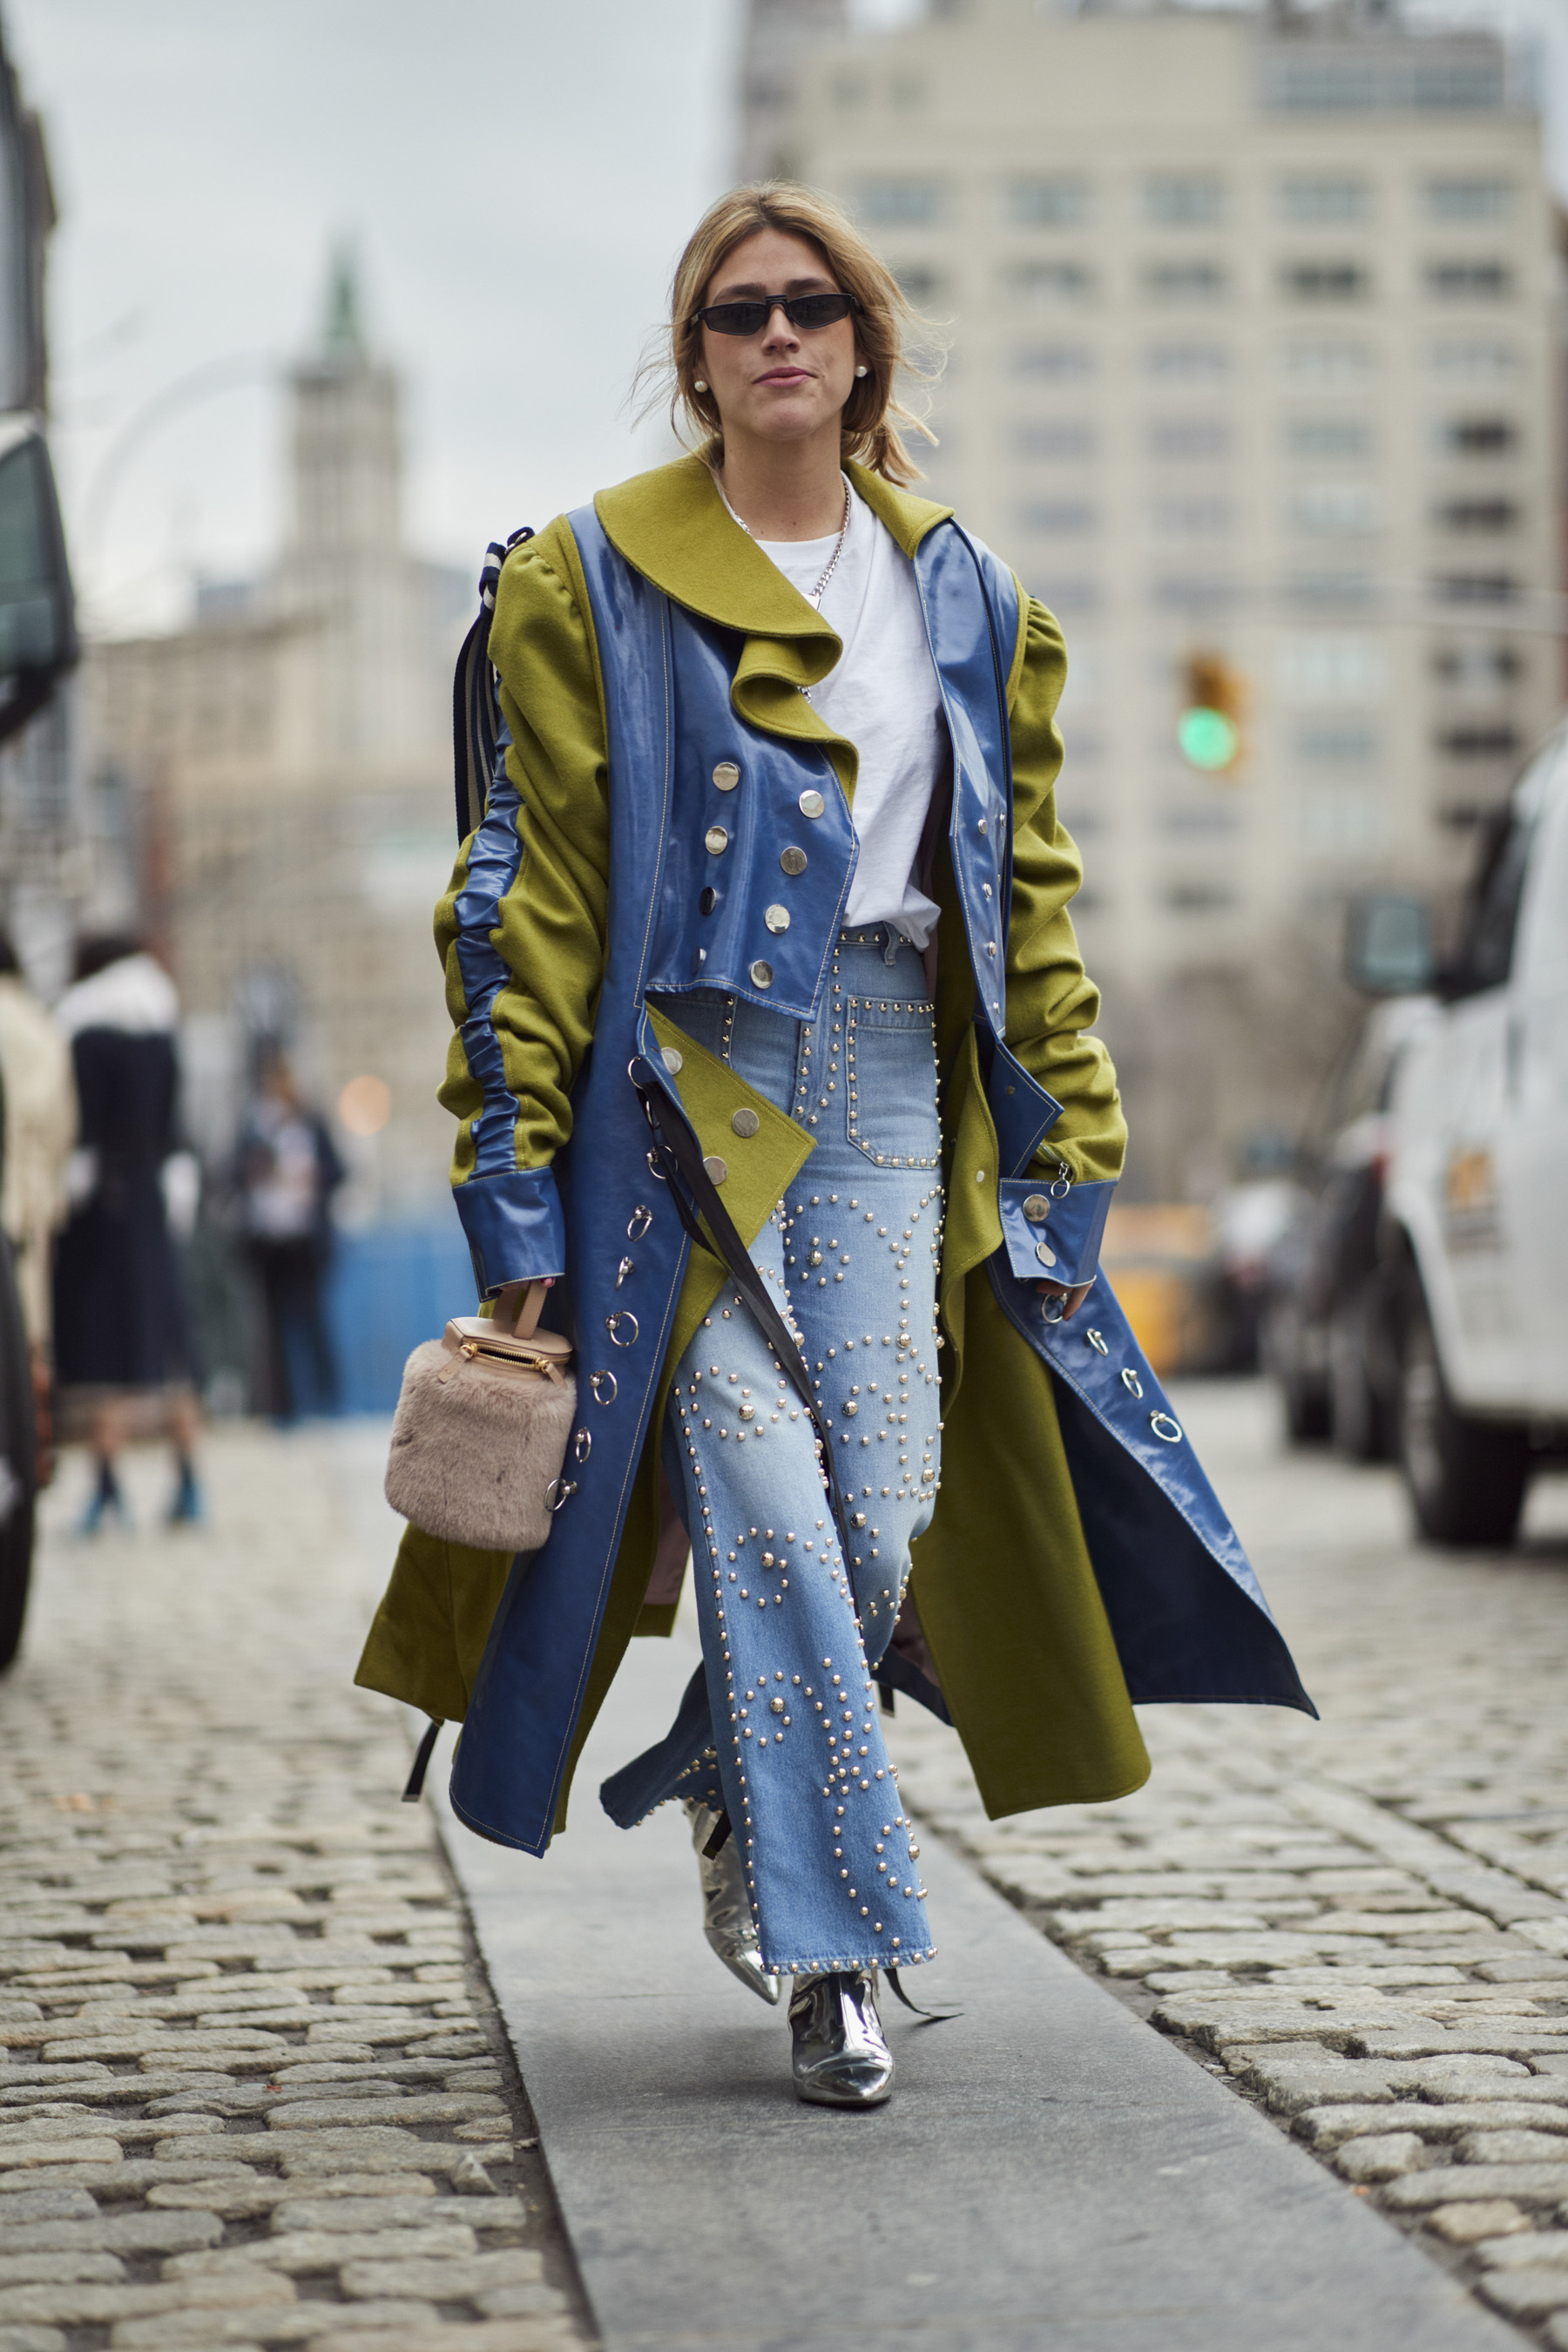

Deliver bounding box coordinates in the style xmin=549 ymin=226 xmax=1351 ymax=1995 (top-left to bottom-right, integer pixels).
xmin=321 ymin=244 xmax=366 ymax=364
xmin=285 ymin=246 xmax=400 ymax=564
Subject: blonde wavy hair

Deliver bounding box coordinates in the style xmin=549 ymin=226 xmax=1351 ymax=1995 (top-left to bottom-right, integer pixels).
xmin=639 ymin=181 xmax=941 ymax=488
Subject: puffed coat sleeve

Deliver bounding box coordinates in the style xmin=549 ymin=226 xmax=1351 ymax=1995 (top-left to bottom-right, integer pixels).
xmin=1003 ymin=592 xmax=1127 ymax=1188
xmin=434 ymin=523 xmax=611 ymax=1295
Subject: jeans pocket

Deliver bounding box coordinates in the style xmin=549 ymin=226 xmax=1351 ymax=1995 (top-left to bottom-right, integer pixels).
xmin=844 ymin=995 xmax=940 ymax=1169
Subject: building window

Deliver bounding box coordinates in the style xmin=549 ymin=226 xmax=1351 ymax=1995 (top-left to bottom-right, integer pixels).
xmin=1431 ymin=573 xmax=1518 ymax=604
xmin=1262 ymin=51 xmax=1504 ymax=112
xmin=1283 ymin=340 xmax=1374 ymax=383
xmin=1144 ymin=174 xmax=1226 ymax=226
xmin=1006 ymin=260 xmax=1093 ymax=304
xmin=1426 ymin=177 xmax=1512 ymax=220
xmin=1432 ymin=644 xmax=1521 ymax=688
xmin=1147 ymin=417 xmax=1232 ymax=460
xmin=1146 ymin=341 xmax=1230 ymax=380
xmin=1149 ymin=575 xmax=1234 ymax=612
xmin=1145 ymin=260 xmax=1227 ymax=302
xmin=1289 ymin=483 xmax=1380 ymax=535
xmin=1150 ymin=496 xmax=1233 ymax=537
xmin=1299 ymin=791 xmax=1388 ymax=854
xmin=1007 ymin=177 xmax=1090 ymax=228
xmin=1278 ymin=634 xmax=1387 ymax=703
xmin=1438 ymin=416 xmax=1517 ymax=456
xmin=858 ymin=178 xmax=945 ymax=227
xmin=1279 ymin=177 xmax=1369 ymax=222
xmin=1031 ymin=577 xmax=1099 ymax=613
xmin=1017 ymin=499 xmax=1096 ymax=536
xmin=1429 ymin=341 xmax=1517 ymax=380
xmin=1287 ymin=416 xmax=1374 ymax=457
xmin=1281 ymin=261 xmax=1369 ymax=302
xmin=1287 ymin=573 xmax=1376 ymax=608
xmin=1426 ymin=260 xmax=1512 ymax=301
xmin=1434 ymin=497 xmax=1518 ymax=534
xmin=1013 ymin=343 xmax=1094 ymax=379
xmin=1437 ymin=724 xmax=1521 ymax=758
xmin=892 ymin=263 xmax=944 ymax=307
xmin=1013 ymin=420 xmax=1097 ymax=460
xmin=1161 ymin=805 xmax=1242 ymax=839
xmin=1296 ymin=722 xmax=1379 ymax=762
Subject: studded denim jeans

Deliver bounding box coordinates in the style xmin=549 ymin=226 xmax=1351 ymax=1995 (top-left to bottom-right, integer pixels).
xmin=600 ymin=929 xmax=943 ymax=1977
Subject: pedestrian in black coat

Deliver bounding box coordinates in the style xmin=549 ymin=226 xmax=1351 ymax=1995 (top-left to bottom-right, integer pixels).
xmin=52 ymin=935 xmax=201 ymax=1529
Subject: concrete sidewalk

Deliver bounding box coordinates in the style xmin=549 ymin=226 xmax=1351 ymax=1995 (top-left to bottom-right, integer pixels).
xmin=436 ymin=1617 xmax=1516 ymax=2352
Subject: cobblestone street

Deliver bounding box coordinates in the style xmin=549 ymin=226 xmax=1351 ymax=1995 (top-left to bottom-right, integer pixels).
xmin=888 ymin=1379 xmax=1568 ymax=2349
xmin=5 ymin=1390 xmax=1568 ymax=2349
xmin=0 ymin=1427 xmax=588 ymax=2352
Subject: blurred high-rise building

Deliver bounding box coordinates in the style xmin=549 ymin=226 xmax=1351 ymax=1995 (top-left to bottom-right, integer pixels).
xmin=760 ymin=0 xmax=1561 ymax=1191
xmin=82 ymin=259 xmax=469 ymax=1211
xmin=740 ymin=0 xmax=848 ymax=180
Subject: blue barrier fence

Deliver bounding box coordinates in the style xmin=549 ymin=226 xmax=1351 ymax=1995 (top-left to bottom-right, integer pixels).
xmin=325 ymin=1221 xmax=476 ymax=1415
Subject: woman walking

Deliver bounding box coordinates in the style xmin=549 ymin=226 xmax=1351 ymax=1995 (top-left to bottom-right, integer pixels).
xmin=360 ymin=184 xmax=1310 ymax=2107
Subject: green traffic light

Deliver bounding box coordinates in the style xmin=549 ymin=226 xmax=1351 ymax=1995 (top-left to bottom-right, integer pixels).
xmin=1178 ymin=706 xmax=1239 ymax=771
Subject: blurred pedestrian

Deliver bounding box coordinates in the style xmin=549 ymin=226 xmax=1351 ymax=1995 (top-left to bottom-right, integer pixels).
xmin=0 ymin=933 xmax=78 ymax=1476
xmin=51 ymin=934 xmax=202 ymax=1531
xmin=233 ymin=1047 xmax=343 ymax=1423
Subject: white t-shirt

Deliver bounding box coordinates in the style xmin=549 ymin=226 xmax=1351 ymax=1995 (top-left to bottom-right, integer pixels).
xmin=749 ymin=482 xmax=946 ymax=950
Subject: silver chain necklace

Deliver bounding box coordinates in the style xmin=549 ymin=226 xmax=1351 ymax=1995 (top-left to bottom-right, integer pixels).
xmin=806 ymin=479 xmax=852 ymax=610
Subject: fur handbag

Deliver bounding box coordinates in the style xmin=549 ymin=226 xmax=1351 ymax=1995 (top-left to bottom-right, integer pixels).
xmin=384 ymin=1282 xmax=577 ymax=1554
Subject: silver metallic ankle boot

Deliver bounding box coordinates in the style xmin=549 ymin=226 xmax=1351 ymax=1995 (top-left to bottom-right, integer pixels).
xmin=788 ymin=1967 xmax=894 ymax=2107
xmin=685 ymin=1801 xmax=782 ymax=2005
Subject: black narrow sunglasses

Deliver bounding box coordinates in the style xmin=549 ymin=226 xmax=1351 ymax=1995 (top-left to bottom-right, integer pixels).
xmin=691 ymin=290 xmax=861 ymax=338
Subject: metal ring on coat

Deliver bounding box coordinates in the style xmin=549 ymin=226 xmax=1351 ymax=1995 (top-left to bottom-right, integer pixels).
xmin=545 ymin=1477 xmax=578 ymax=1512
xmin=606 ymin=1312 xmax=639 ymax=1348
xmin=590 ymin=1369 xmax=618 ymax=1406
xmin=1041 ymin=1293 xmax=1066 ymax=1325
xmin=1150 ymin=1411 xmax=1183 ymax=1443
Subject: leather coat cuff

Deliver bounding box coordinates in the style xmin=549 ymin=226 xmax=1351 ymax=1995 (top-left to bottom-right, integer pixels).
xmin=997 ymin=1176 xmax=1115 ymax=1288
xmin=452 ymin=1166 xmax=566 ymax=1296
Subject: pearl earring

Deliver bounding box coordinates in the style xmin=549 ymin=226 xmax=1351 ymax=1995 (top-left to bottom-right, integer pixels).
xmin=855 ymin=364 xmax=868 ymax=378
xmin=693 ymin=378 xmax=708 ymax=393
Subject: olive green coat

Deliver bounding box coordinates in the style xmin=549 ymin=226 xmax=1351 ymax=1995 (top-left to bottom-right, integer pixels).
xmin=357 ymin=457 xmax=1153 ymax=1826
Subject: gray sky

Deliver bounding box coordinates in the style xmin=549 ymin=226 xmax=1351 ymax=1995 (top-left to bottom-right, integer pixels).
xmin=8 ymin=0 xmax=1565 ymax=639
xmin=9 ymin=0 xmax=738 ymax=634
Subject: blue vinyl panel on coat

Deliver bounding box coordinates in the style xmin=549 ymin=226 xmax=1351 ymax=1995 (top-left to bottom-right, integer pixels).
xmin=642 ymin=607 xmax=857 ymax=1021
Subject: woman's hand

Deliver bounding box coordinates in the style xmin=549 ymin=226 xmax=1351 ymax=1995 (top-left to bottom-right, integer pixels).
xmin=1037 ymin=1280 xmax=1092 ymax=1322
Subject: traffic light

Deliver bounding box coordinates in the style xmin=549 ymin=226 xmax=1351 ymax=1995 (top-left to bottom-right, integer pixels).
xmin=1177 ymin=652 xmax=1246 ymax=774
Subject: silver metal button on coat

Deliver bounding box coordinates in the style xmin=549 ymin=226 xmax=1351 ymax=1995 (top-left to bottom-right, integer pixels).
xmin=731 ymin=1108 xmax=760 ymax=1138
xmin=799 ymin=789 xmax=825 ymax=819
xmin=705 ymin=825 xmax=729 ymax=855
xmin=780 ymin=845 xmax=808 ymax=875
xmin=750 ymin=959 xmax=774 ymax=988
xmin=713 ymin=760 xmax=740 ymax=792
xmin=703 ymin=1155 xmax=727 ymax=1186
xmin=661 ymin=1046 xmax=683 ymax=1074
xmin=764 ymin=904 xmax=790 ymax=933
xmin=1036 ymin=1242 xmax=1057 ymax=1267
xmin=1023 ymin=1193 xmax=1050 ymax=1223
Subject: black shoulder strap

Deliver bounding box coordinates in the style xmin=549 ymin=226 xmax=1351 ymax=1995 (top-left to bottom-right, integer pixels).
xmin=452 ymin=527 xmax=535 ymax=842
xmin=630 ymin=1061 xmax=854 ymax=1560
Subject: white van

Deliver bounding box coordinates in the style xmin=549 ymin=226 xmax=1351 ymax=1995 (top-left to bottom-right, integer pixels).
xmin=1375 ymin=725 xmax=1568 ymax=1545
